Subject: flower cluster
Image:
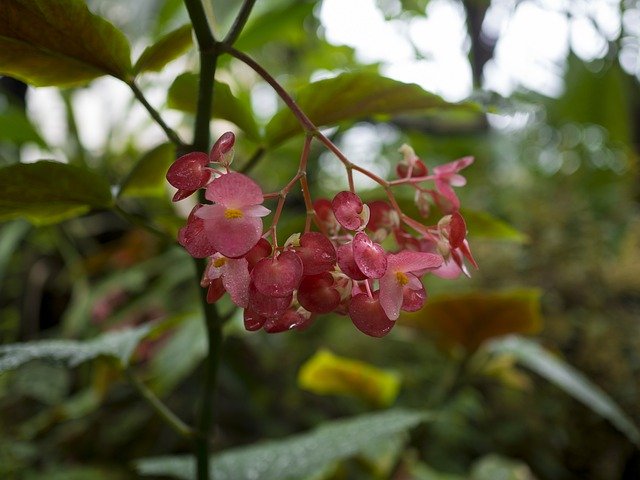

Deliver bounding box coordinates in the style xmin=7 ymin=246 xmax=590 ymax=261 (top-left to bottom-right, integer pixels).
xmin=167 ymin=133 xmax=476 ymax=337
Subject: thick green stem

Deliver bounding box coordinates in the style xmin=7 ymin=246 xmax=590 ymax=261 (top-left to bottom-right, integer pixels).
xmin=183 ymin=2 xmax=221 ymax=479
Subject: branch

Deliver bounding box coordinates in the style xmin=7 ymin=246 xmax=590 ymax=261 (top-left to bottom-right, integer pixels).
xmin=224 ymin=0 xmax=258 ymax=46
xmin=124 ymin=368 xmax=195 ymax=439
xmin=128 ymin=81 xmax=185 ymax=147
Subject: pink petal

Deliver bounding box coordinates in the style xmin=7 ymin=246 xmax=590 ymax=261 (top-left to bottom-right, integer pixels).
xmin=349 ymin=292 xmax=395 ymax=337
xmin=242 ymin=204 xmax=271 ymax=218
xmin=431 ymin=258 xmax=463 ymax=279
xmin=390 ymin=251 xmax=443 ymax=274
xmin=448 ymin=174 xmax=467 ymax=187
xmin=352 ymin=232 xmax=387 ymax=279
xmin=209 ymin=132 xmax=235 ymax=162
xmin=434 ymin=180 xmax=460 ymax=211
xmin=336 ymin=242 xmax=367 ymax=280
xmin=379 ymin=272 xmax=404 ymax=321
xmin=199 ymin=206 xmax=263 ymax=258
xmin=401 ymin=279 xmax=426 ymax=312
xmin=332 ymin=191 xmax=364 ymax=231
xmin=449 ymin=212 xmax=466 ymax=249
xmin=222 ymin=257 xmax=250 ymax=307
xmin=166 ymin=152 xmax=210 ymax=191
xmin=252 ymin=251 xmax=303 ymax=298
xmin=205 ymin=172 xmax=264 ymax=207
xmin=178 ymin=212 xmax=217 ymax=258
xmin=434 ymin=156 xmax=474 ymax=175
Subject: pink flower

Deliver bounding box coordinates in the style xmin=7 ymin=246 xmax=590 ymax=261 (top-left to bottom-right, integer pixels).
xmin=379 ymin=251 xmax=442 ymax=321
xmin=433 ymin=156 xmax=474 ymax=212
xmin=195 ymin=172 xmax=270 ymax=258
xmin=202 ymin=253 xmax=250 ymax=308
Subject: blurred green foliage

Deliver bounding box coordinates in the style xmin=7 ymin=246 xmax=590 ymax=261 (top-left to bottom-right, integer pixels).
xmin=0 ymin=0 xmax=639 ymax=479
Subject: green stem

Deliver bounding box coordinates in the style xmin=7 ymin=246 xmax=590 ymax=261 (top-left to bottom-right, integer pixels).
xmin=128 ymin=81 xmax=185 ymax=147
xmin=223 ymin=0 xmax=258 ymax=46
xmin=183 ymin=2 xmax=222 ymax=479
xmin=113 ymin=204 xmax=170 ymax=239
xmin=124 ymin=368 xmax=196 ymax=439
xmin=193 ymin=258 xmax=223 ymax=480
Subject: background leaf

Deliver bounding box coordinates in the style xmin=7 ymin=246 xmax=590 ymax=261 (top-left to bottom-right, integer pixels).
xmin=0 ymin=0 xmax=132 ymax=86
xmin=297 ymin=349 xmax=401 ymax=407
xmin=134 ymin=24 xmax=193 ymax=74
xmin=0 ymin=161 xmax=113 ymax=225
xmin=0 ymin=107 xmax=46 ymax=146
xmin=265 ymin=71 xmax=475 ymax=146
xmin=488 ymin=335 xmax=640 ymax=446
xmin=136 ymin=409 xmax=431 ymax=480
xmin=0 ymin=324 xmax=151 ymax=373
xmin=462 ymin=209 xmax=528 ymax=243
xmin=400 ymin=289 xmax=543 ymax=352
xmin=119 ymin=143 xmax=175 ymax=198
xmin=168 ymin=73 xmax=261 ymax=141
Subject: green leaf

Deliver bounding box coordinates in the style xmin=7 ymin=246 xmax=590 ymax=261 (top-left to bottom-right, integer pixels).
xmin=0 ymin=161 xmax=113 ymax=225
xmin=0 ymin=107 xmax=46 ymax=146
xmin=0 ymin=0 xmax=132 ymax=86
xmin=265 ymin=71 xmax=471 ymax=146
xmin=136 ymin=409 xmax=431 ymax=480
xmin=462 ymin=209 xmax=528 ymax=243
xmin=0 ymin=324 xmax=151 ymax=373
xmin=119 ymin=143 xmax=175 ymax=197
xmin=488 ymin=335 xmax=640 ymax=446
xmin=134 ymin=24 xmax=193 ymax=74
xmin=168 ymin=73 xmax=261 ymax=141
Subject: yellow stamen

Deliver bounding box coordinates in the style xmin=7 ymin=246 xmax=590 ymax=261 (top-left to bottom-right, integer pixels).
xmin=213 ymin=257 xmax=227 ymax=268
xmin=224 ymin=208 xmax=244 ymax=219
xmin=395 ymin=271 xmax=409 ymax=286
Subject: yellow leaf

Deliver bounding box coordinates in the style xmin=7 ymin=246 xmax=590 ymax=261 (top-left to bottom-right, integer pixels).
xmin=399 ymin=289 xmax=542 ymax=352
xmin=298 ymin=349 xmax=401 ymax=407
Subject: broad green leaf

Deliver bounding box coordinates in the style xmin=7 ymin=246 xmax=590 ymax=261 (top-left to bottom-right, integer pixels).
xmin=0 ymin=107 xmax=46 ymax=146
xmin=298 ymin=349 xmax=401 ymax=407
xmin=461 ymin=209 xmax=528 ymax=243
xmin=489 ymin=335 xmax=640 ymax=446
xmin=400 ymin=289 xmax=542 ymax=352
xmin=265 ymin=71 xmax=471 ymax=146
xmin=119 ymin=143 xmax=175 ymax=197
xmin=234 ymin=1 xmax=316 ymax=52
xmin=0 ymin=324 xmax=151 ymax=374
xmin=134 ymin=24 xmax=193 ymax=74
xmin=0 ymin=161 xmax=113 ymax=225
xmin=168 ymin=73 xmax=261 ymax=141
xmin=136 ymin=409 xmax=431 ymax=480
xmin=0 ymin=0 xmax=132 ymax=86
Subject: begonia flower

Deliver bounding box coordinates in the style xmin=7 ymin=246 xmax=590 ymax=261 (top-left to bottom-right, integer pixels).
xmin=195 ymin=172 xmax=270 ymax=258
xmin=379 ymin=251 xmax=443 ymax=321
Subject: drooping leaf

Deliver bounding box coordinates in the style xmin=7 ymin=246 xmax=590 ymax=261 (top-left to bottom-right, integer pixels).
xmin=0 ymin=324 xmax=151 ymax=373
xmin=0 ymin=161 xmax=113 ymax=225
xmin=0 ymin=0 xmax=132 ymax=86
xmin=0 ymin=107 xmax=46 ymax=146
xmin=136 ymin=409 xmax=431 ymax=480
xmin=134 ymin=24 xmax=193 ymax=74
xmin=399 ymin=289 xmax=542 ymax=352
xmin=168 ymin=73 xmax=261 ymax=141
xmin=489 ymin=335 xmax=640 ymax=446
xmin=119 ymin=143 xmax=176 ymax=197
xmin=298 ymin=349 xmax=401 ymax=407
xmin=265 ymin=71 xmax=473 ymax=146
xmin=461 ymin=209 xmax=528 ymax=243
